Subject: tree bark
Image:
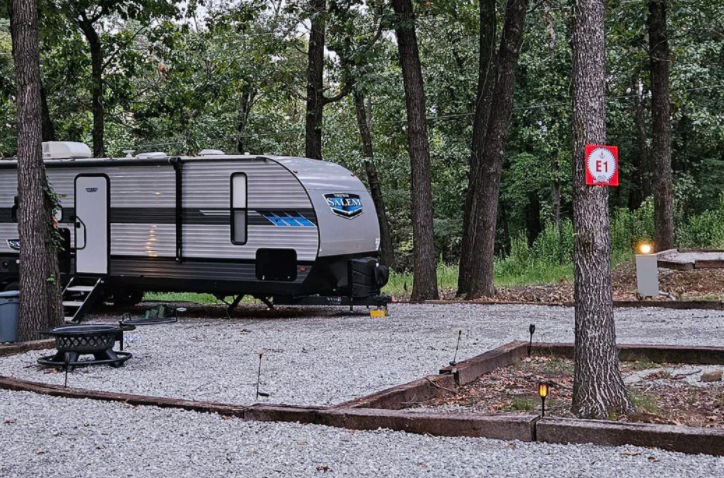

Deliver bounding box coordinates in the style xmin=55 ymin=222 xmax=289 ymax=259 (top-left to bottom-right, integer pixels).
xmin=551 ymin=151 xmax=561 ymax=225
xmin=11 ymin=0 xmax=64 ymax=341
xmin=391 ymin=0 xmax=438 ymax=300
xmin=40 ymin=82 xmax=55 ymax=141
xmin=525 ymin=191 xmax=542 ymax=246
xmin=464 ymin=0 xmax=529 ymax=299
xmin=632 ymin=77 xmax=650 ymax=208
xmin=305 ymin=0 xmax=325 ymax=160
xmin=648 ymin=0 xmax=674 ymax=251
xmin=353 ymin=90 xmax=395 ymax=267
xmin=571 ymin=0 xmax=633 ymax=419
xmin=236 ymin=86 xmax=257 ymax=153
xmin=79 ymin=17 xmax=104 ymax=158
xmin=457 ymin=0 xmax=497 ymax=297
xmin=6 ymin=0 xmax=53 ymax=142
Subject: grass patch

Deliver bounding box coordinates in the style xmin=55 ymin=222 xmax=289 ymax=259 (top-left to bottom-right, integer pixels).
xmin=628 ymin=388 xmax=660 ymax=414
xmin=144 ymin=292 xmax=259 ymax=305
xmin=510 ymin=397 xmax=537 ymax=411
xmin=543 ymin=357 xmax=574 ymax=376
xmin=630 ymin=358 xmax=659 ymax=371
xmin=716 ymin=392 xmax=724 ymax=408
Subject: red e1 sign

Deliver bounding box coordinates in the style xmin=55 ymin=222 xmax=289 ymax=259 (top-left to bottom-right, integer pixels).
xmin=585 ymin=145 xmax=619 ymax=186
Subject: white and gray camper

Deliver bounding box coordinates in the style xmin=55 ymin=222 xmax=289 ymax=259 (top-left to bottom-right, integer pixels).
xmin=0 ymin=142 xmax=389 ymax=321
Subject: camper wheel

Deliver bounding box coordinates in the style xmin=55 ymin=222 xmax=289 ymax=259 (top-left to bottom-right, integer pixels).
xmin=114 ymin=289 xmax=144 ymax=306
xmin=4 ymin=281 xmax=19 ymax=291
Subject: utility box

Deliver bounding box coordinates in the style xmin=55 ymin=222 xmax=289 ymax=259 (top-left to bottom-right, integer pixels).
xmin=636 ymin=254 xmax=659 ymax=298
xmin=0 ymin=290 xmax=19 ymax=343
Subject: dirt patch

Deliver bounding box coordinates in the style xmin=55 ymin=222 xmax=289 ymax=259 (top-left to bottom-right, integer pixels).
xmin=416 ymin=356 xmax=724 ymax=428
xmin=455 ymin=261 xmax=724 ymax=303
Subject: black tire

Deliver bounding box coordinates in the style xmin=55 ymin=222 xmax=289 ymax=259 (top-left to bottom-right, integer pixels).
xmin=114 ymin=290 xmax=144 ymax=306
xmin=4 ymin=281 xmax=19 ymax=291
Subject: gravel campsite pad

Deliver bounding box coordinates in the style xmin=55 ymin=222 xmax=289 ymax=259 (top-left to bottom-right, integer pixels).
xmin=416 ymin=356 xmax=724 ymax=427
xmin=1 ymin=390 xmax=724 ymax=478
xmin=1 ymin=304 xmax=724 ymax=406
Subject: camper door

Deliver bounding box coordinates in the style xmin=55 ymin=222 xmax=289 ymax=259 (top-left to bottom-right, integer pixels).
xmin=74 ymin=175 xmax=109 ymax=275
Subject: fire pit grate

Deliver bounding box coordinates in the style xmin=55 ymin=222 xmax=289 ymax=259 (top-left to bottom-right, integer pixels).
xmin=38 ymin=324 xmax=132 ymax=370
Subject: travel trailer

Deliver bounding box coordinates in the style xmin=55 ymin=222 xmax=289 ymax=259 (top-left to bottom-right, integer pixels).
xmin=0 ymin=142 xmax=389 ymax=321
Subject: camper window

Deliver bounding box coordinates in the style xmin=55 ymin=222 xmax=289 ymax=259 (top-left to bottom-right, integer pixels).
xmin=231 ymin=173 xmax=247 ymax=244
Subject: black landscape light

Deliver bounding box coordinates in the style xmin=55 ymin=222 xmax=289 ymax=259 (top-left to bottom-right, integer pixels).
xmin=450 ymin=330 xmax=462 ymax=366
xmin=528 ymin=324 xmax=536 ymax=356
xmin=538 ymin=381 xmax=552 ymax=417
xmin=256 ymin=351 xmax=270 ymax=399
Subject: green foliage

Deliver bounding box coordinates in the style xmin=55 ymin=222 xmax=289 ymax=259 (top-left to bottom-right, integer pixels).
xmin=676 ymin=193 xmax=724 ymax=248
xmin=610 ymin=200 xmax=655 ymax=253
xmin=2 ymin=0 xmax=724 ymax=290
xmin=510 ymin=397 xmax=537 ymax=412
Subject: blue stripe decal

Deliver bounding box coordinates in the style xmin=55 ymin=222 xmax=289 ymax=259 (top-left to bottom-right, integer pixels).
xmin=259 ymin=211 xmax=315 ymax=228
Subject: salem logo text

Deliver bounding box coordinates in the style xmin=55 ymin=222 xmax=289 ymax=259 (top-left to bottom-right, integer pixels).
xmin=324 ymin=193 xmax=363 ymax=218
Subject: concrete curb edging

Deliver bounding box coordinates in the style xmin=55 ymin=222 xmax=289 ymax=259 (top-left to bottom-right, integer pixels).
xmin=414 ymin=299 xmax=724 ymax=310
xmin=533 ymin=342 xmax=724 ymax=364
xmin=537 ymin=417 xmax=724 ymax=456
xmin=0 ymin=339 xmax=54 ymax=358
xmin=0 ymin=375 xmax=537 ymax=442
xmin=3 ymin=341 xmax=724 ymax=455
xmin=439 ymin=341 xmax=528 ymax=385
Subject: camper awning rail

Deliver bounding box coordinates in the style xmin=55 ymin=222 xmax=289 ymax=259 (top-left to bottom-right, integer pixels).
xmin=0 ymin=156 xmax=272 ymax=168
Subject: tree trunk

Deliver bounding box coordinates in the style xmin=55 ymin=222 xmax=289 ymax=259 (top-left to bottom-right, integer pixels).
xmin=79 ymin=19 xmax=104 ymax=158
xmin=457 ymin=0 xmax=497 ymax=297
xmin=570 ymin=0 xmax=633 ymax=419
xmin=391 ymin=0 xmax=438 ymax=300
xmin=648 ymin=0 xmax=674 ymax=251
xmin=6 ymin=0 xmax=54 ymax=142
xmin=465 ymin=0 xmax=529 ymax=299
xmin=305 ymin=0 xmax=325 ymax=160
xmin=551 ymin=151 xmax=561 ymax=225
xmin=632 ymin=77 xmax=650 ymax=208
xmin=353 ymin=90 xmax=395 ymax=267
xmin=11 ymin=0 xmax=64 ymax=341
xmin=525 ymin=191 xmax=542 ymax=246
xmin=236 ymin=86 xmax=256 ymax=153
xmin=40 ymin=82 xmax=55 ymax=141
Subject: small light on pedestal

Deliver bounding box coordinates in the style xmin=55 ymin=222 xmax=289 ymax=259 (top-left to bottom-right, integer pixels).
xmin=538 ymin=381 xmax=552 ymax=417
xmin=635 ymin=242 xmax=659 ymax=298
xmin=638 ymin=243 xmax=653 ymax=255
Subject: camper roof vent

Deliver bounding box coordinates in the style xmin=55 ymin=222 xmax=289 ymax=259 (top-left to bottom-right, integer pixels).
xmin=42 ymin=142 xmax=92 ymax=159
xmin=136 ymin=152 xmax=167 ymax=159
xmin=199 ymin=149 xmax=225 ymax=156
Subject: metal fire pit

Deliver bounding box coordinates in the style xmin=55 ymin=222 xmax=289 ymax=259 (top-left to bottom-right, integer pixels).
xmin=38 ymin=324 xmax=132 ymax=370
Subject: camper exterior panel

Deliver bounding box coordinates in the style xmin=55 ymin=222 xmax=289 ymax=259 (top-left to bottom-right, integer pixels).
xmin=182 ymin=161 xmax=311 ymax=209
xmin=43 ymin=165 xmax=176 ymax=207
xmin=180 ymin=224 xmax=318 ymax=262
xmin=274 ymin=158 xmax=380 ymax=258
xmin=110 ymin=223 xmax=176 ymax=258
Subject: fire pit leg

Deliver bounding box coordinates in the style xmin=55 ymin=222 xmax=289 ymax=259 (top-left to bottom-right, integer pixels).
xmin=64 ymin=352 xmax=79 ymax=371
xmin=94 ymin=349 xmax=125 ymax=368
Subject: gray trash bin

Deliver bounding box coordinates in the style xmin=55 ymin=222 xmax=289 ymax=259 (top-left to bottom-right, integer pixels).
xmin=0 ymin=290 xmax=20 ymax=343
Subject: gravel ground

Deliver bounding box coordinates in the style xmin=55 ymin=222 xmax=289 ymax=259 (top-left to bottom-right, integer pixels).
xmin=1 ymin=390 xmax=723 ymax=478
xmin=1 ymin=304 xmax=723 ymax=406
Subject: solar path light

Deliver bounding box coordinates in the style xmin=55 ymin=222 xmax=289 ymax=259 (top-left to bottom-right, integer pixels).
xmin=538 ymin=381 xmax=552 ymax=417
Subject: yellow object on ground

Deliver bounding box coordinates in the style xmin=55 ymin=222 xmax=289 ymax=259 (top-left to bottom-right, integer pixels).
xmin=370 ymin=308 xmax=387 ymax=318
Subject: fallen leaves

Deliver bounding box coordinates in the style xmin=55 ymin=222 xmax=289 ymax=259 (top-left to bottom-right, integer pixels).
xmin=620 ymin=450 xmax=641 ymax=457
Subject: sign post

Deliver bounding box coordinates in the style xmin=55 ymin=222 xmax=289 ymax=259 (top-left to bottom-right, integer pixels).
xmin=585 ymin=145 xmax=619 ymax=186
